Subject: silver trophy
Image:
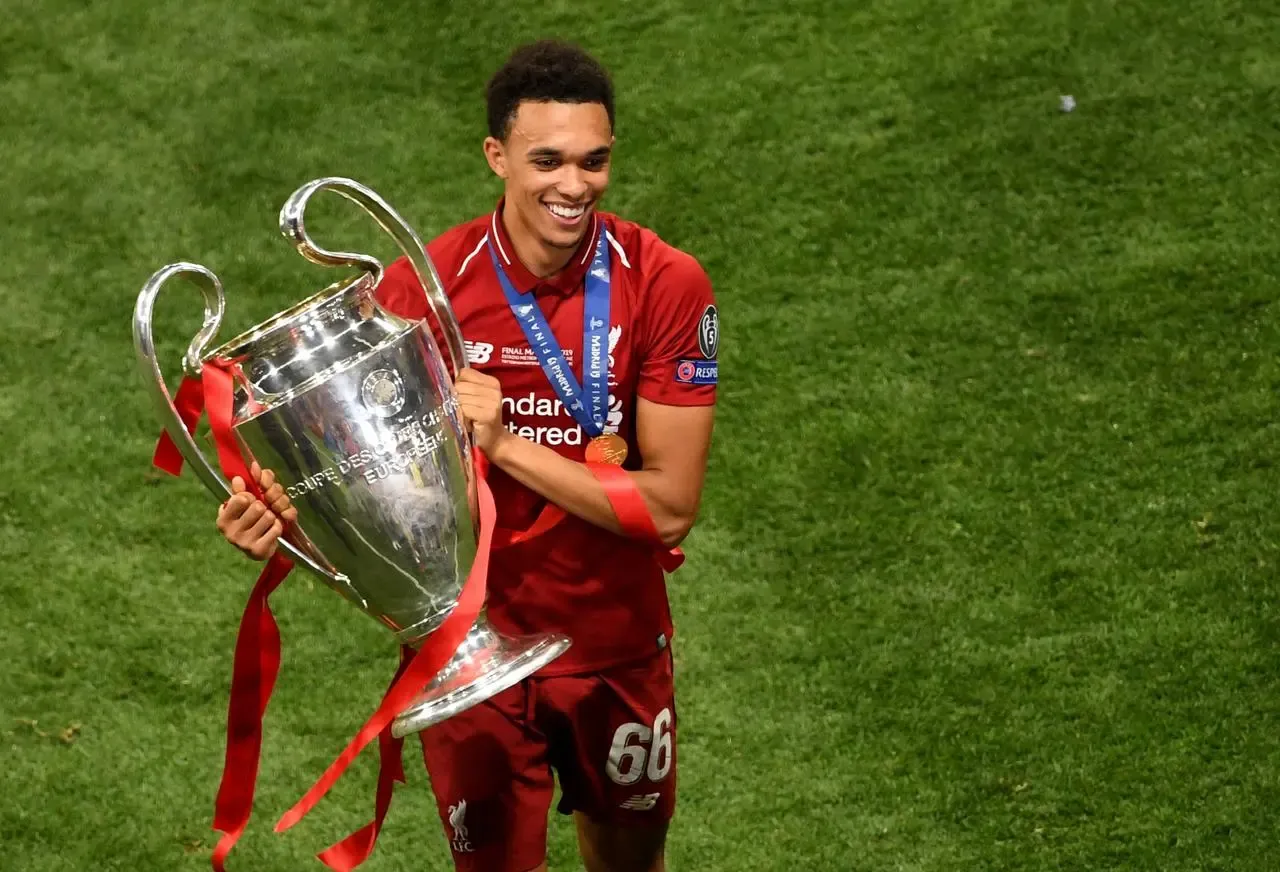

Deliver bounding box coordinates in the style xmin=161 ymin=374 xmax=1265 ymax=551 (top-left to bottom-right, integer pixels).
xmin=133 ymin=177 xmax=570 ymax=737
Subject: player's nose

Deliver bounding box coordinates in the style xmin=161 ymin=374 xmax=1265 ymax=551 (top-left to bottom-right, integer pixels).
xmin=556 ymin=168 xmax=590 ymax=201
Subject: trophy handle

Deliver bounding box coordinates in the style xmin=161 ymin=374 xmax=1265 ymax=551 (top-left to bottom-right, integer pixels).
xmin=277 ymin=177 xmax=468 ymax=381
xmin=132 ymin=262 xmax=340 ymax=583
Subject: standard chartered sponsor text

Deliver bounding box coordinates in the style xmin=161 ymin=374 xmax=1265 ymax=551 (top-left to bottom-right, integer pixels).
xmin=502 ymin=391 xmax=584 ymax=446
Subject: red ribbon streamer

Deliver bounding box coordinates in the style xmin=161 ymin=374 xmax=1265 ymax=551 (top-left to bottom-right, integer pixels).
xmin=210 ymin=550 xmax=292 ymax=871
xmin=152 ymin=375 xmax=205 ymax=476
xmin=202 ymin=364 xmax=255 ymax=491
xmin=584 ymin=462 xmax=685 ymax=572
xmin=150 ymin=365 xmax=290 ymax=870
xmin=491 ymin=501 xmax=567 ymax=549
xmin=490 ymin=462 xmax=684 ymax=572
xmin=312 ymin=645 xmax=411 ymax=871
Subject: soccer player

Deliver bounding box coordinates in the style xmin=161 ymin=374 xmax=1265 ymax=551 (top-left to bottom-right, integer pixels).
xmin=215 ymin=39 xmax=719 ymax=872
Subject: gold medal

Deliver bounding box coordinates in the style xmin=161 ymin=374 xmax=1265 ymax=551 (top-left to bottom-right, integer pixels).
xmin=585 ymin=433 xmax=628 ymax=465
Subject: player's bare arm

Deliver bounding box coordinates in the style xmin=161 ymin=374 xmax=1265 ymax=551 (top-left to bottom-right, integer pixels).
xmin=455 ymin=367 xmax=714 ymax=548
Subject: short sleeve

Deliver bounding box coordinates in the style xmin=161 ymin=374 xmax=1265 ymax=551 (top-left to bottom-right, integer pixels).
xmin=636 ymin=251 xmax=719 ymax=406
xmin=374 ymin=240 xmax=456 ymax=361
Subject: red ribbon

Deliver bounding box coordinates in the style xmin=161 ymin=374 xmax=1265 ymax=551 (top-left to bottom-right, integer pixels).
xmin=210 ymin=550 xmax=292 ymax=871
xmin=152 ymin=375 xmax=205 ymax=476
xmin=491 ymin=501 xmax=567 ymax=549
xmin=152 ymin=362 xmax=492 ymax=871
xmin=491 ymin=462 xmax=684 ymax=571
xmin=314 ymin=648 xmax=410 ymax=869
xmin=585 ymin=463 xmax=685 ymax=572
xmin=153 ymin=364 xmax=287 ymax=869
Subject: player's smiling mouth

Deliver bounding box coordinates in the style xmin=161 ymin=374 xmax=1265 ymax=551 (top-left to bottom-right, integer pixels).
xmin=544 ymin=200 xmax=590 ymax=225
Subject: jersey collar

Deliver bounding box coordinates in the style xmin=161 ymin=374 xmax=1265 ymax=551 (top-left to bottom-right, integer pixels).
xmin=488 ymin=198 xmax=603 ymax=296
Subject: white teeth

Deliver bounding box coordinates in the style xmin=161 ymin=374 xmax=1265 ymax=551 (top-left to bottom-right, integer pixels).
xmin=546 ymin=203 xmax=585 ymax=219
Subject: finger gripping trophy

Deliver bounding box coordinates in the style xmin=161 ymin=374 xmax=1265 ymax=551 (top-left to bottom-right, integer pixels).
xmin=133 ymin=177 xmax=570 ymax=741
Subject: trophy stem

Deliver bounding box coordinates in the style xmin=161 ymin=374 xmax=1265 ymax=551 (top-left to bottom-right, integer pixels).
xmin=391 ymin=613 xmax=571 ymax=738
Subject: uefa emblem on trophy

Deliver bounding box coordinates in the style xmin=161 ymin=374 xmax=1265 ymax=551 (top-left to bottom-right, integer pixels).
xmin=132 ymin=177 xmax=570 ymax=738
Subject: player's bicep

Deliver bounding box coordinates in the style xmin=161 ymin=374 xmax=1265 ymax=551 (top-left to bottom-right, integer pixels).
xmin=635 ymin=397 xmax=715 ymax=523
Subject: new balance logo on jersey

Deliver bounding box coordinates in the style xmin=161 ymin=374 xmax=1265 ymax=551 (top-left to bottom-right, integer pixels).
xmin=464 ymin=341 xmax=493 ymax=364
xmin=447 ymin=800 xmax=473 ymax=853
xmin=620 ymin=793 xmax=661 ymax=812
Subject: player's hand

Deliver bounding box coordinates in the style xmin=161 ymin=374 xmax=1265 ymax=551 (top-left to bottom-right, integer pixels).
xmin=215 ymin=461 xmax=298 ymax=561
xmin=455 ymin=367 xmax=510 ymax=458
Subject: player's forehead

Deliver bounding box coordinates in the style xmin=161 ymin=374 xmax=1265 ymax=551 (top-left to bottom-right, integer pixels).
xmin=507 ymin=100 xmax=612 ymax=156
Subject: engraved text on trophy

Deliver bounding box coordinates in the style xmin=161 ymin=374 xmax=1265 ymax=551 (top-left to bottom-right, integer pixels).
xmin=285 ymin=392 xmax=461 ymax=499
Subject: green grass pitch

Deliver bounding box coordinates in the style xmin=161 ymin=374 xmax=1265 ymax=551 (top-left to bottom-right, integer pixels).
xmin=3 ymin=1 xmax=1279 ymax=870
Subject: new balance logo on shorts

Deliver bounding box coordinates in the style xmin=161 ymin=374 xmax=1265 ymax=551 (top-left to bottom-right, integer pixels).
xmin=620 ymin=792 xmax=661 ymax=811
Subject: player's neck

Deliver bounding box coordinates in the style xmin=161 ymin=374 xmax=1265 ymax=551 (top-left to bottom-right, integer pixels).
xmin=500 ymin=200 xmax=576 ymax=279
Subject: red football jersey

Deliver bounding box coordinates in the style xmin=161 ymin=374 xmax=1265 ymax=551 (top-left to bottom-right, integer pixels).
xmin=374 ymin=201 xmax=719 ymax=674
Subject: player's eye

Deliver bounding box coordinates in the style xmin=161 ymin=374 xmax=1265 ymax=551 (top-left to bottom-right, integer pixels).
xmin=533 ymin=158 xmax=559 ymax=169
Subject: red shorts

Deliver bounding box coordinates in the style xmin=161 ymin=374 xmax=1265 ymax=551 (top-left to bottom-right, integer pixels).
xmin=417 ymin=649 xmax=678 ymax=871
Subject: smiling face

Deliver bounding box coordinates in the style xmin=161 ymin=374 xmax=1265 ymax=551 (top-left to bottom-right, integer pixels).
xmin=483 ymin=99 xmax=614 ymax=262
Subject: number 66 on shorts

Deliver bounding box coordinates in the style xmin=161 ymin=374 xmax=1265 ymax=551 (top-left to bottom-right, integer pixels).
xmin=606 ymin=707 xmax=673 ymax=785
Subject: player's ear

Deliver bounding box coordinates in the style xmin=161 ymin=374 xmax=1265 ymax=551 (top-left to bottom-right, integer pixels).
xmin=483 ymin=136 xmax=507 ymax=180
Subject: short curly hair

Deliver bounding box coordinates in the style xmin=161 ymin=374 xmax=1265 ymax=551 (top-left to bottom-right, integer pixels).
xmin=485 ymin=40 xmax=615 ymax=141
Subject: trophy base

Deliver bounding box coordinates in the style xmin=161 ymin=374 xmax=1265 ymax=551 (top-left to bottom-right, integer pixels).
xmin=390 ymin=620 xmax=571 ymax=738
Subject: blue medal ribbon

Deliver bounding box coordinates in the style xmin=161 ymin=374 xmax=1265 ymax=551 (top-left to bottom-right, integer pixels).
xmin=489 ymin=222 xmax=611 ymax=437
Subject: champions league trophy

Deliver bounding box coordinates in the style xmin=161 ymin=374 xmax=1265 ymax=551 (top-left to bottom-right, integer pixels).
xmin=133 ymin=177 xmax=570 ymax=738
